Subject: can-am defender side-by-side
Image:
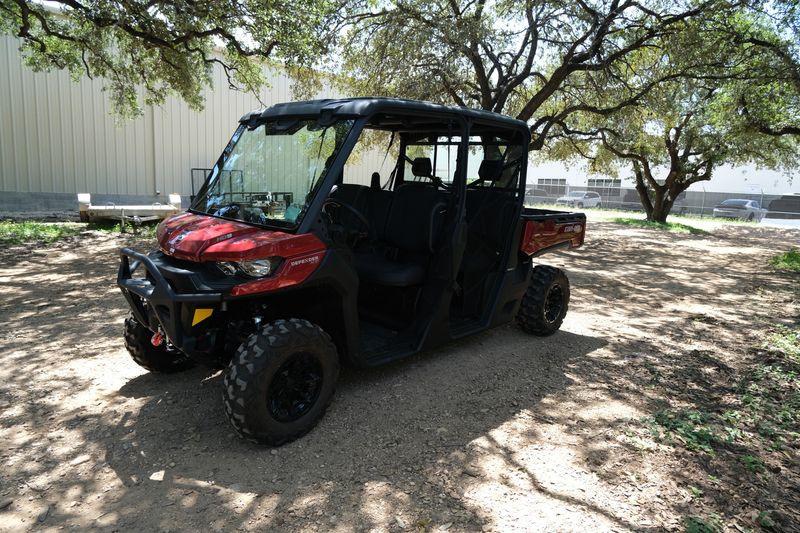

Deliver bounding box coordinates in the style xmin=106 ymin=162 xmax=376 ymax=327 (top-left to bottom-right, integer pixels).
xmin=117 ymin=98 xmax=586 ymax=445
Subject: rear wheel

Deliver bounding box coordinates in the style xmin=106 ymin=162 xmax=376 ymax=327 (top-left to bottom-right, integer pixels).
xmin=222 ymin=318 xmax=339 ymax=445
xmin=123 ymin=313 xmax=195 ymax=372
xmin=747 ymin=212 xmax=755 ymax=221
xmin=576 ymin=202 xmax=584 ymax=208
xmin=516 ymin=266 xmax=570 ymax=336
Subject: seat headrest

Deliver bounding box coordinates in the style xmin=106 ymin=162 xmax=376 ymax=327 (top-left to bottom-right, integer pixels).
xmin=370 ymin=172 xmax=381 ymax=190
xmin=411 ymin=157 xmax=432 ymax=177
xmin=478 ymin=159 xmax=504 ymax=182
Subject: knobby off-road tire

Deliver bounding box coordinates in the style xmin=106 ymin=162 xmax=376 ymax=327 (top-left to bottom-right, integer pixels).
xmin=516 ymin=265 xmax=570 ymax=336
xmin=123 ymin=313 xmax=195 ymax=372
xmin=222 ymin=318 xmax=339 ymax=446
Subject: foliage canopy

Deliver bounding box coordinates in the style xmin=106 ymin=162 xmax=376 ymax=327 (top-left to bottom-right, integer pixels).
xmin=0 ymin=0 xmax=338 ymax=116
xmin=542 ymin=11 xmax=800 ymax=221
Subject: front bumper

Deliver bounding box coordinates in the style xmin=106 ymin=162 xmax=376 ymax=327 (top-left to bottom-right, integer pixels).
xmin=118 ymin=248 xmax=223 ymax=357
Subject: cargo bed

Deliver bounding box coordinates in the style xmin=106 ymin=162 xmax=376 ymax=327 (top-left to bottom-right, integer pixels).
xmin=519 ymin=207 xmax=586 ymax=257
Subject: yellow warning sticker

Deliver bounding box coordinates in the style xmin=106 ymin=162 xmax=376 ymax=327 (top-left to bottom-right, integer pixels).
xmin=192 ymin=308 xmax=213 ymax=326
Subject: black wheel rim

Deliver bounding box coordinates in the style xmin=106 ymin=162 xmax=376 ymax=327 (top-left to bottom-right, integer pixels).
xmin=267 ymin=352 xmax=323 ymax=422
xmin=544 ymin=284 xmax=564 ymax=323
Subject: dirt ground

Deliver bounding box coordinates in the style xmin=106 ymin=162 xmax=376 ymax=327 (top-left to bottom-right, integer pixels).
xmin=0 ymin=216 xmax=798 ymax=532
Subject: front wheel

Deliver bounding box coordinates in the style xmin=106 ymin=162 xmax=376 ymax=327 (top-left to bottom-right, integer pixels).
xmin=123 ymin=313 xmax=195 ymax=373
xmin=516 ymin=266 xmax=570 ymax=336
xmin=747 ymin=212 xmax=755 ymax=221
xmin=222 ymin=318 xmax=339 ymax=445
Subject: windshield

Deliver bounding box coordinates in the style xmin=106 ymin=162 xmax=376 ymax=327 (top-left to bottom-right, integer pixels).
xmin=568 ymin=191 xmax=586 ymax=197
xmin=720 ymin=199 xmax=749 ymax=207
xmin=191 ymin=118 xmax=354 ymax=229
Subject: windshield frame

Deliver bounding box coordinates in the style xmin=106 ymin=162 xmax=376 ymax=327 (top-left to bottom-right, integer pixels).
xmin=189 ymin=116 xmax=362 ymax=232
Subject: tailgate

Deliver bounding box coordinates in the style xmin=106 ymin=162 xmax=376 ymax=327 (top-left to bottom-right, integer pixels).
xmin=519 ymin=208 xmax=586 ymax=256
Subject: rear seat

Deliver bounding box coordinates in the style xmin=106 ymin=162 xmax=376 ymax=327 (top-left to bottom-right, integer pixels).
xmin=462 ymin=160 xmax=519 ymax=284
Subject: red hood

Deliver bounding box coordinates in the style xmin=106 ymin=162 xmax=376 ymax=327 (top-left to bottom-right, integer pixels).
xmin=157 ymin=213 xmax=326 ymax=262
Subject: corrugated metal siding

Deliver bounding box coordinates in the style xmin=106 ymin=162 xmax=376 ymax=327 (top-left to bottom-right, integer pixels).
xmin=1 ymin=36 xmax=153 ymax=195
xmin=0 ymin=35 xmax=381 ymax=198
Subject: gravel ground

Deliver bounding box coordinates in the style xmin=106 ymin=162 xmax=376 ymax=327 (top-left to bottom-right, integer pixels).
xmin=0 ymin=216 xmax=798 ymax=532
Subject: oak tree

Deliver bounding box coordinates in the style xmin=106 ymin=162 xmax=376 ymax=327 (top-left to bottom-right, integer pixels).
xmin=0 ymin=0 xmax=338 ymax=116
xmin=544 ymin=17 xmax=799 ymax=222
xmin=329 ymin=0 xmax=727 ymax=149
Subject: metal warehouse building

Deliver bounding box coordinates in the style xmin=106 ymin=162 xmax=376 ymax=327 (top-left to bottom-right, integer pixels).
xmin=0 ymin=36 xmax=381 ymax=216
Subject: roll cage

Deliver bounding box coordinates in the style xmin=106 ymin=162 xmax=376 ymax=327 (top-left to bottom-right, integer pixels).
xmin=208 ymin=98 xmax=532 ymax=236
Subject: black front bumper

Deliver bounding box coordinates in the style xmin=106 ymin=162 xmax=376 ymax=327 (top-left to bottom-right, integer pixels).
xmin=117 ymin=248 xmax=223 ymax=355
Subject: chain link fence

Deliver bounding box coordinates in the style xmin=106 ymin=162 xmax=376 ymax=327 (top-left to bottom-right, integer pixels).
xmin=525 ymin=182 xmax=800 ymax=221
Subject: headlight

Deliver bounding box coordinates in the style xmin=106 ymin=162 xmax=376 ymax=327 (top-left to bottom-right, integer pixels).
xmin=217 ymin=257 xmax=282 ymax=278
xmin=237 ymin=258 xmax=280 ymax=277
xmin=217 ymin=261 xmax=237 ymax=276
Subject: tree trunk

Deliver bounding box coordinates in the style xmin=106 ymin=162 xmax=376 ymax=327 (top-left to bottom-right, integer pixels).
xmin=649 ymin=199 xmax=673 ymax=223
xmin=633 ymin=162 xmax=677 ymax=223
xmin=633 ymin=162 xmax=657 ymax=220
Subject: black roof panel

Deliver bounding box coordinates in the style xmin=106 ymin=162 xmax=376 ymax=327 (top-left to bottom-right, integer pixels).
xmin=239 ymin=97 xmax=529 ymax=133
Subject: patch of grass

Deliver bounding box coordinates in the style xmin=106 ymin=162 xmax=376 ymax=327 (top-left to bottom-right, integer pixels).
xmin=527 ymin=203 xmax=755 ymax=225
xmin=0 ymin=218 xmax=159 ymax=245
xmin=0 ymin=221 xmax=82 ymax=245
xmin=612 ymin=217 xmax=708 ymax=235
xmin=684 ymin=516 xmax=720 ymax=533
xmin=672 ymin=213 xmax=757 ymax=225
xmin=646 ymin=329 xmax=799 ymax=461
xmin=649 ymin=409 xmax=719 ymax=454
xmin=757 ymin=511 xmax=777 ymax=529
xmin=86 ymin=220 xmax=122 ymax=233
xmin=766 ymin=327 xmax=800 ymax=361
xmin=769 ymin=249 xmax=800 ymax=272
xmin=87 ymin=219 xmax=158 ymax=238
xmin=740 ymin=454 xmax=765 ymax=473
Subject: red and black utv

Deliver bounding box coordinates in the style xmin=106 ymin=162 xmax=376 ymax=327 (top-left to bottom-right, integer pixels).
xmin=118 ymin=98 xmax=586 ymax=445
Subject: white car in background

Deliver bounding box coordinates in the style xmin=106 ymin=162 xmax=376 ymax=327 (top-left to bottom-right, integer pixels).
xmin=555 ymin=191 xmax=602 ymax=208
xmin=712 ymin=199 xmax=766 ymax=221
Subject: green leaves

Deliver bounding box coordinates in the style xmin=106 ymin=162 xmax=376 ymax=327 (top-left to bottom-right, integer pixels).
xmin=0 ymin=0 xmax=339 ymax=117
xmin=541 ymin=5 xmax=800 ymax=220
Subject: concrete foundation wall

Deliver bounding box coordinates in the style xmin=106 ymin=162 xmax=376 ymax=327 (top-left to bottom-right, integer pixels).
xmin=0 ymin=191 xmax=188 ymax=219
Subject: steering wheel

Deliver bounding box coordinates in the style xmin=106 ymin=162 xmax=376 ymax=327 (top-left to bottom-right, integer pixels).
xmin=321 ymin=197 xmax=371 ymax=248
xmin=430 ymin=174 xmax=453 ymax=191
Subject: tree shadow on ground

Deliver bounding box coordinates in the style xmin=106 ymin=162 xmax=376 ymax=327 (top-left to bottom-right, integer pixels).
xmin=88 ymin=326 xmax=618 ymax=531
xmin=535 ymin=222 xmax=800 ymax=530
xmin=1 ymin=223 xmax=797 ymax=531
xmin=1 ymin=232 xmax=647 ymax=531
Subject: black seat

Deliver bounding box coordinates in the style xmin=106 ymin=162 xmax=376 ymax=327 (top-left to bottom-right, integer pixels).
xmin=354 ymin=253 xmax=427 ymax=287
xmin=354 ymin=176 xmax=447 ymax=287
xmin=331 ymin=182 xmax=394 ymax=242
xmin=462 ymin=159 xmax=519 ymax=283
xmin=410 ymin=157 xmax=433 ymax=181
